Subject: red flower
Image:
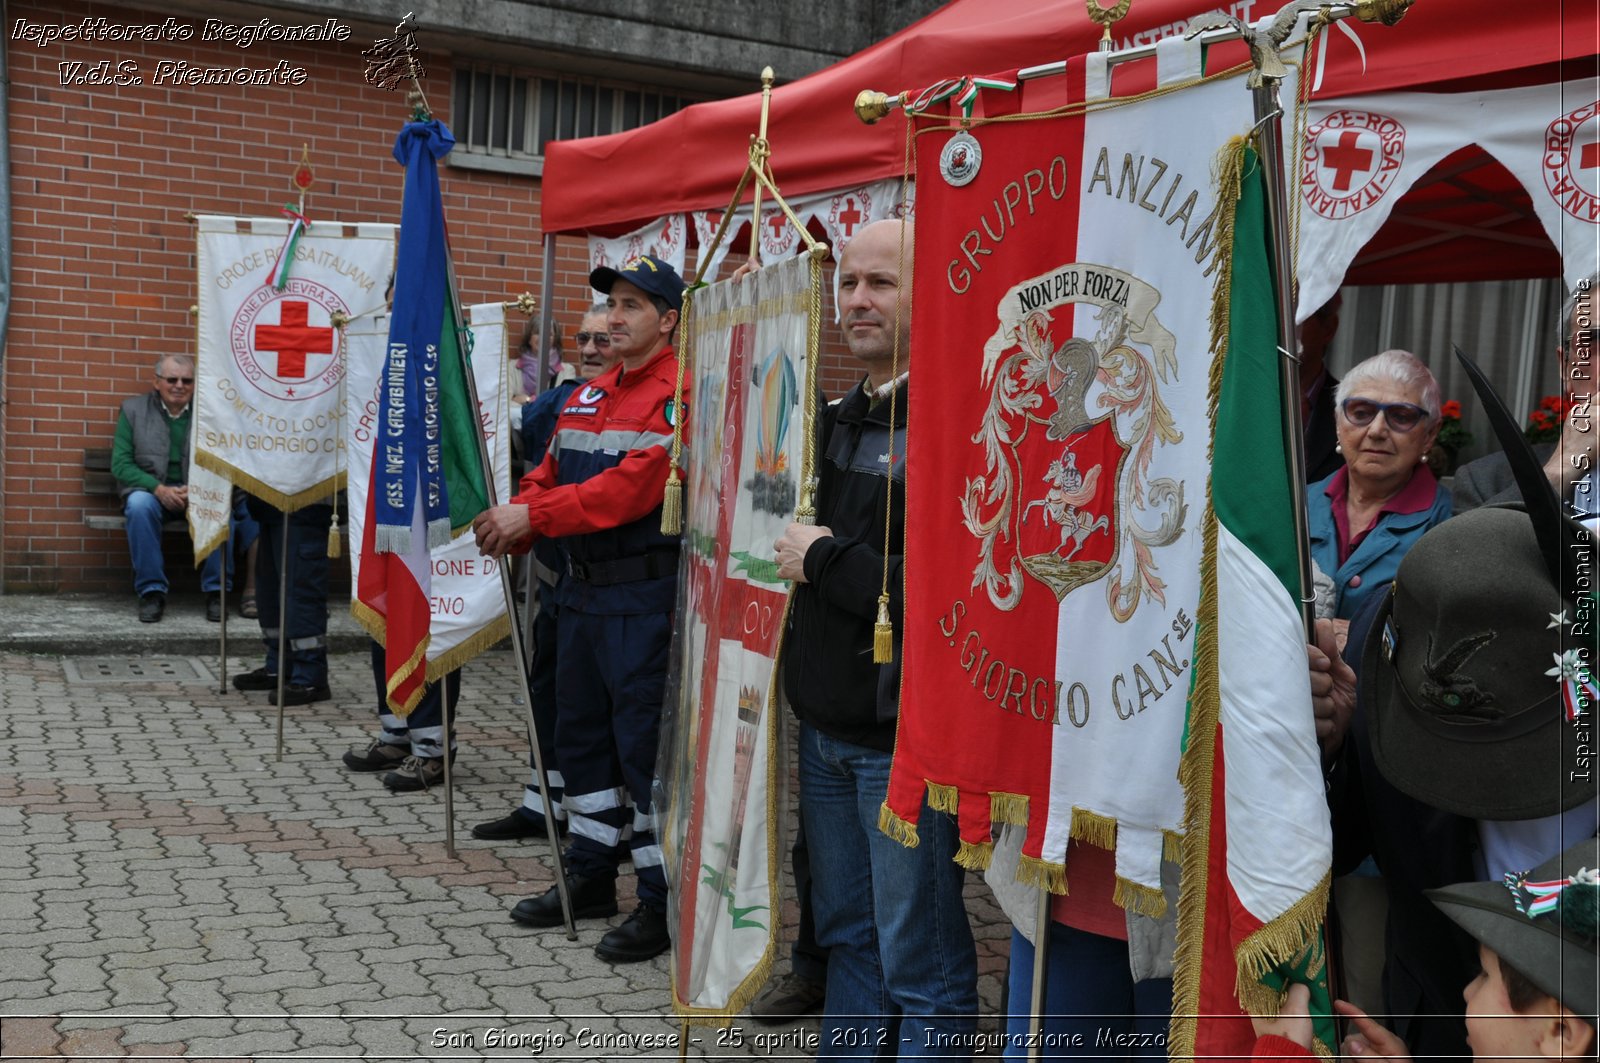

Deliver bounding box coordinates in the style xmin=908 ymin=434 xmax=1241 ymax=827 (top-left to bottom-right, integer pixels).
xmin=1441 ymin=400 xmax=1462 ymax=419
xmin=1541 ymin=394 xmax=1564 ymax=411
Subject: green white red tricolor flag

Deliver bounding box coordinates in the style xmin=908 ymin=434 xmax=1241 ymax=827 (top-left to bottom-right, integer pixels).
xmin=658 ymin=255 xmax=812 ymax=1022
xmin=356 ymin=120 xmax=490 ymax=715
xmin=347 ymin=303 xmax=511 ymax=702
xmin=881 ymin=40 xmax=1330 ymax=1056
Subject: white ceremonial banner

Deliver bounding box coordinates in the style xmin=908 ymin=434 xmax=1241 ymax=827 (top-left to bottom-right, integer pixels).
xmin=346 ymin=303 xmax=512 ymax=677
xmin=659 ymin=254 xmax=814 ymax=1022
xmin=194 ymin=215 xmax=394 ymax=509
xmin=1294 ymin=78 xmax=1600 ymax=318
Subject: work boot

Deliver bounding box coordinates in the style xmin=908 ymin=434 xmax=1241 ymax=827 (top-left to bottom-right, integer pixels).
xmin=268 ymin=682 xmax=332 ymax=706
xmin=471 ymin=810 xmax=566 ymax=841
xmin=595 ymin=904 xmax=670 ymax=963
xmin=231 ymin=666 xmax=278 ymax=691
xmin=206 ymin=597 xmax=222 ymax=622
xmin=342 ymin=739 xmax=409 ymax=773
xmin=138 ymin=593 xmax=165 ymax=623
xmin=509 ymin=874 xmax=617 ymax=927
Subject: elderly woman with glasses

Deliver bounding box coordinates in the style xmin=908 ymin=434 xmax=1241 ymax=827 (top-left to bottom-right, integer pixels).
xmin=1307 ymin=348 xmax=1453 ymax=622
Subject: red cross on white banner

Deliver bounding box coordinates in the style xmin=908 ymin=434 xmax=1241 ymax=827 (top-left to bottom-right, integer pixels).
xmin=254 ymin=300 xmax=334 ymax=378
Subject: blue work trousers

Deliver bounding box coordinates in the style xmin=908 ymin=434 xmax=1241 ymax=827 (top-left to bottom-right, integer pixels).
xmin=554 ymin=607 xmax=670 ymax=908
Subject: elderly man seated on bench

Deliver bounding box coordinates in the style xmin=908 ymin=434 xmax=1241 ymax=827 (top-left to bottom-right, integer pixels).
xmin=112 ymin=354 xmax=255 ymax=623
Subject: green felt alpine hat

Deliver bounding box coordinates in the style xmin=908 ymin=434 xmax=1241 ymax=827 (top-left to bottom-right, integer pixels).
xmin=1427 ymin=836 xmax=1599 ymax=1021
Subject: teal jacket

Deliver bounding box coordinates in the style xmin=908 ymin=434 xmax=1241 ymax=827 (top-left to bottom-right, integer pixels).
xmin=1307 ymin=470 xmax=1452 ymax=620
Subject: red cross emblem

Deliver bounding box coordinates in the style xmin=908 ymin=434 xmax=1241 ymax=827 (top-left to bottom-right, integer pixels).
xmin=837 ymin=197 xmax=864 ymax=236
xmin=253 ymin=301 xmax=334 ymax=379
xmin=1321 ymin=131 xmax=1373 ymax=192
xmin=1301 ymin=110 xmax=1405 ymax=220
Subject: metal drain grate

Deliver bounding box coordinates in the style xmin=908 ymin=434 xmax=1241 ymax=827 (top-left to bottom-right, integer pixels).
xmin=63 ymin=656 xmax=217 ymax=683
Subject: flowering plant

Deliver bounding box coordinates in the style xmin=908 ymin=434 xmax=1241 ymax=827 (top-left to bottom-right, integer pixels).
xmin=1525 ymin=394 xmax=1573 ymax=445
xmin=1435 ymin=399 xmax=1473 ymax=453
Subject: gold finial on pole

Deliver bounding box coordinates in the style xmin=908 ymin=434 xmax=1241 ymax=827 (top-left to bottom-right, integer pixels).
xmin=1353 ymin=0 xmax=1414 ymax=25
xmin=748 ymin=66 xmax=776 ymax=263
xmin=855 ymin=90 xmax=896 ymax=125
xmin=363 ymin=13 xmax=433 ymax=119
xmin=502 ymin=291 xmax=536 ymax=314
xmin=1086 ymin=0 xmax=1133 ymax=48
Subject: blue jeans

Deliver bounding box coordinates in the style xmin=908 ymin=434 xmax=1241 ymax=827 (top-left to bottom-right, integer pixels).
xmin=1003 ymin=923 xmax=1172 ymax=1060
xmin=124 ymin=488 xmax=224 ymax=596
xmin=798 ymin=723 xmax=977 ymax=1060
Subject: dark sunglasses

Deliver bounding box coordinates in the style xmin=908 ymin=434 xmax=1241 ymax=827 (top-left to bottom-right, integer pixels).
xmin=574 ymin=332 xmax=611 ymax=347
xmin=162 ymin=376 xmax=194 ymax=386
xmin=1341 ymin=397 xmax=1428 ymax=432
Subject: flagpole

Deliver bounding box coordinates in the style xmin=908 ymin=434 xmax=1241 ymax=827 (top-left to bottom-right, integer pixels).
xmin=274 ymin=522 xmax=291 ymax=760
xmin=440 ymin=669 xmax=456 ymax=857
xmin=1250 ymin=76 xmax=1315 ymax=636
xmin=362 ymin=15 xmax=574 ymax=931
xmin=1027 ymin=885 xmax=1051 ymax=1062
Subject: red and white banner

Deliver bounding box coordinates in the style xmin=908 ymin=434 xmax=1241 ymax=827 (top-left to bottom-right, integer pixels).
xmin=658 ymin=255 xmax=813 ymax=1021
xmin=193 ymin=215 xmax=394 ymax=509
xmin=587 ymin=214 xmax=689 ymax=277
xmin=1294 ymin=77 xmax=1600 ymax=317
xmin=345 ymin=304 xmax=511 ymax=685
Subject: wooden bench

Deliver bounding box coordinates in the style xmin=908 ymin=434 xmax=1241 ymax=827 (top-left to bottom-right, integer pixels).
xmin=83 ymin=447 xmax=189 ymax=533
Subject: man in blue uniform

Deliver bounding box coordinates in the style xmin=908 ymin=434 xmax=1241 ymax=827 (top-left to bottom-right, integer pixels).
xmin=475 ymin=257 xmax=686 ymax=963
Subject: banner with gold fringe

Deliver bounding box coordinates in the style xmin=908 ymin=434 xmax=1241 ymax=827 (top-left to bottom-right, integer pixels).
xmin=883 ymin=35 xmax=1330 ymax=1053
xmin=656 ymin=254 xmax=815 ymax=1022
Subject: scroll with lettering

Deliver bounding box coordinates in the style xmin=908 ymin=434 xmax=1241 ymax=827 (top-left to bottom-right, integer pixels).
xmin=883 ymin=48 xmax=1329 ymax=1054
xmin=656 ymin=254 xmax=812 ymax=1023
xmin=194 ymin=214 xmax=394 ymax=509
xmin=345 ymin=303 xmax=510 ymax=691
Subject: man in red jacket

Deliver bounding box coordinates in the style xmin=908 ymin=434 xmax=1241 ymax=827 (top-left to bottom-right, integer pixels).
xmin=475 ymin=255 xmax=686 ymax=963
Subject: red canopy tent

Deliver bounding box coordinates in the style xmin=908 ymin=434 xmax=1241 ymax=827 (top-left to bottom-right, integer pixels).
xmin=541 ymin=0 xmax=1595 ymax=290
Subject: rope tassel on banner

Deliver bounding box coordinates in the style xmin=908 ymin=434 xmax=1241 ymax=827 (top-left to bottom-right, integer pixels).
xmin=660 ymin=281 xmax=697 ymax=536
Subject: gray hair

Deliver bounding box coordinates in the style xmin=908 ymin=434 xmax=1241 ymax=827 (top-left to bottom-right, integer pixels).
xmin=583 ymin=302 xmax=608 ymax=319
xmin=1334 ymin=349 xmax=1441 ymax=424
xmin=1562 ymin=271 xmax=1599 ymax=346
xmin=155 ymin=353 xmax=194 ymax=376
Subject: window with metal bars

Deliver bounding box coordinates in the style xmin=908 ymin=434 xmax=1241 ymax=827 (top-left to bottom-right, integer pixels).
xmin=451 ymin=65 xmax=702 ymax=163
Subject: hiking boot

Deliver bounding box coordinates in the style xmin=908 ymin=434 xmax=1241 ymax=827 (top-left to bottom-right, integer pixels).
xmin=231 ymin=666 xmax=278 ymax=691
xmin=206 ymin=597 xmax=222 ymax=622
xmin=595 ymin=904 xmax=671 ymax=963
xmin=381 ymin=755 xmax=449 ymax=792
xmin=138 ymin=593 xmax=165 ymax=623
xmin=268 ymin=682 xmax=332 ymax=706
xmin=509 ymin=875 xmax=617 ymax=927
xmin=342 ymin=739 xmax=410 ymax=773
xmin=750 ymin=971 xmax=827 ymax=1022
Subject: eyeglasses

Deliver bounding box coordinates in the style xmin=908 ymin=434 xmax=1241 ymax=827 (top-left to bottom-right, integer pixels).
xmin=574 ymin=332 xmax=611 ymax=348
xmin=1341 ymin=397 xmax=1428 ymax=432
xmin=162 ymin=376 xmax=194 ymax=386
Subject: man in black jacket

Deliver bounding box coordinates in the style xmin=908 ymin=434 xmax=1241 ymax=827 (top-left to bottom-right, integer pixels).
xmin=773 ymin=219 xmax=978 ymax=1052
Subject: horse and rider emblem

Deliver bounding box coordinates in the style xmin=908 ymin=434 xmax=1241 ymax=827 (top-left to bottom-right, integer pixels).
xmin=964 ymin=263 xmax=1188 ymax=621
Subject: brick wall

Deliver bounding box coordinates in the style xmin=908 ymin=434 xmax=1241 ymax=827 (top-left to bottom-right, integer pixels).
xmin=1 ymin=0 xmax=867 ymax=592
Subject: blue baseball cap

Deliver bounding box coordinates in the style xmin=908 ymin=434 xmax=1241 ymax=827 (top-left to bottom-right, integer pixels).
xmin=590 ymin=255 xmax=685 ymax=314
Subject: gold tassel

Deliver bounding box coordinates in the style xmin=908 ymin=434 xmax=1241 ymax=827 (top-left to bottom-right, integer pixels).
xmin=925 ymin=780 xmax=960 ymax=814
xmin=327 ymin=518 xmax=342 ymax=559
xmin=1017 ymin=855 xmax=1068 ymax=895
xmin=1069 ymin=808 xmax=1118 ymax=850
xmin=660 ymin=469 xmax=683 ymax=535
xmin=1163 ymin=830 xmax=1185 ymax=865
xmin=872 ymin=595 xmax=893 ymax=663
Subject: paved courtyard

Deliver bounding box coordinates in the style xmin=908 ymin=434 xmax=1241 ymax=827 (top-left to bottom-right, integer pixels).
xmin=0 ymin=592 xmax=1011 ymax=1061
